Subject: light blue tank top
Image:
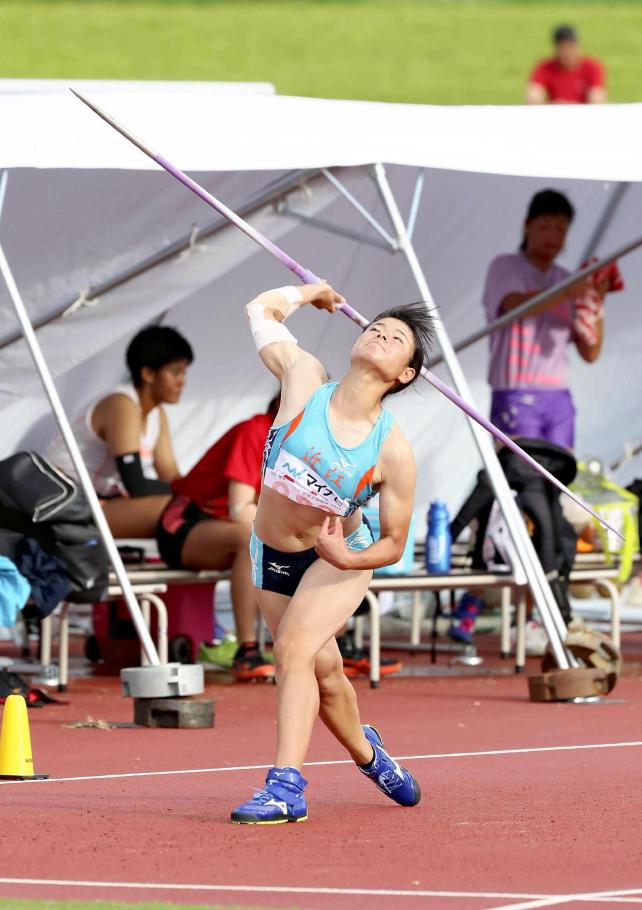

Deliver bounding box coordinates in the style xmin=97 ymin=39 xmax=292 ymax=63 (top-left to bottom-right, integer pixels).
xmin=262 ymin=382 xmax=394 ymax=517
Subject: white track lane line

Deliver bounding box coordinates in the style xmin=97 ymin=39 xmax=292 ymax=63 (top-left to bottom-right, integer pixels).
xmin=0 ymin=879 xmax=559 ymax=899
xmin=0 ymin=879 xmax=640 ymax=904
xmin=1 ymin=739 xmax=642 ymax=786
xmin=591 ymin=891 xmax=642 ymax=904
xmin=485 ymin=888 xmax=642 ymax=910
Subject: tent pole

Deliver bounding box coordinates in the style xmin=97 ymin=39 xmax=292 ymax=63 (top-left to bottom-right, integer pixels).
xmin=428 ymin=231 xmax=642 ymax=369
xmin=372 ymin=163 xmax=572 ymax=666
xmin=0 ymin=171 xmax=8 ymax=213
xmin=577 ymin=182 xmax=630 ymax=266
xmin=406 ymin=168 xmax=425 ymax=240
xmin=70 ymin=95 xmax=615 ymax=534
xmin=0 ymin=241 xmax=161 ymax=667
xmin=278 ymin=206 xmax=395 ymax=253
xmin=321 ymin=168 xmax=399 ymax=249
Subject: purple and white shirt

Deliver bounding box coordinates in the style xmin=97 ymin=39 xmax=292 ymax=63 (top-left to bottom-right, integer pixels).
xmin=482 ymin=252 xmax=575 ymax=391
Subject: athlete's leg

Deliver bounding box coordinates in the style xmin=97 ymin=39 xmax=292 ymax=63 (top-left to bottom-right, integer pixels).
xmin=314 ymin=637 xmax=373 ymax=763
xmin=257 ymin=579 xmax=419 ymax=808
xmin=258 ymin=557 xmax=372 ymax=770
xmin=235 ymin=559 xmax=419 ymax=823
xmin=102 ymin=494 xmax=171 ymax=538
xmin=181 ymin=519 xmax=258 ymax=644
xmin=258 ymin=587 xmax=373 ymax=765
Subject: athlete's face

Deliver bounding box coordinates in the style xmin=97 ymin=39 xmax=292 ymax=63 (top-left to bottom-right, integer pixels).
xmin=141 ymin=358 xmax=189 ymax=404
xmin=351 ymin=317 xmax=416 ymax=389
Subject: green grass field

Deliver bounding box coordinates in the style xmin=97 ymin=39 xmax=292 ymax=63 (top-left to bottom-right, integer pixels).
xmin=1 ymin=0 xmax=641 ymax=104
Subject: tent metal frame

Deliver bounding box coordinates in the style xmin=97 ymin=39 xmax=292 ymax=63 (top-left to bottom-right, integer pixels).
xmin=0 ymin=167 xmax=324 ymax=352
xmin=372 ymin=164 xmax=572 ymax=665
xmin=429 ymin=231 xmax=642 ymax=369
xmin=428 ymin=182 xmax=639 ymax=369
xmin=0 ymin=261 xmax=161 ymax=667
xmin=0 ymin=169 xmax=163 ymax=664
xmin=0 ymin=164 xmax=346 ymax=672
xmin=310 ymin=163 xmax=577 ymax=665
xmin=278 ymin=206 xmax=395 ymax=254
xmin=3 ymin=160 xmax=633 ymax=670
xmin=406 ymin=168 xmax=425 ymax=240
xmin=577 ymin=182 xmax=630 ymax=264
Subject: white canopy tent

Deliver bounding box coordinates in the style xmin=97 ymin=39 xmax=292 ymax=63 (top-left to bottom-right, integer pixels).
xmin=2 ymin=83 xmax=641 ymax=178
xmin=2 ymin=81 xmax=642 ymax=667
xmin=1 ymin=83 xmax=641 ymax=519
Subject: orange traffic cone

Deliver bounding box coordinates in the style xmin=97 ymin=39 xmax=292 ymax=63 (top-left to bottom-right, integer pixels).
xmin=0 ymin=694 xmax=48 ymax=780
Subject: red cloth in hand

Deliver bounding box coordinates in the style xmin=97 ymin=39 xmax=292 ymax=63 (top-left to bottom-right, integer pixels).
xmin=580 ymin=258 xmax=625 ymax=293
xmin=574 ymin=258 xmax=624 ymax=346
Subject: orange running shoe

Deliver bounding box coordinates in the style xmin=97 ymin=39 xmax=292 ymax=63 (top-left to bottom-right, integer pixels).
xmin=233 ymin=645 xmax=275 ymax=682
xmin=337 ymin=634 xmax=403 ymax=677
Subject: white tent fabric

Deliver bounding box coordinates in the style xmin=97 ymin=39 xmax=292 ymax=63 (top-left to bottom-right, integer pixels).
xmin=1 ymin=82 xmax=641 ymax=535
xmin=2 ymin=84 xmax=642 ymax=180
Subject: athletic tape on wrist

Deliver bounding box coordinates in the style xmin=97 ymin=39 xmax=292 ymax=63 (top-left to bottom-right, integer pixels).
xmin=246 ymin=302 xmax=297 ymax=352
xmin=277 ymin=285 xmax=305 ymax=318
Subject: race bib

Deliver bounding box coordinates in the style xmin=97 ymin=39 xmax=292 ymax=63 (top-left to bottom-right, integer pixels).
xmin=264 ymin=449 xmax=349 ymax=516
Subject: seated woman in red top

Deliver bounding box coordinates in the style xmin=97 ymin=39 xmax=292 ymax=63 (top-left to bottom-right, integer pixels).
xmin=526 ymin=24 xmax=606 ymax=105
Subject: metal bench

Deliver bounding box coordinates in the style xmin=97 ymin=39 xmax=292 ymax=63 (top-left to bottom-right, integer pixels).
xmin=360 ymin=552 xmax=634 ymax=687
xmin=37 ymin=551 xmax=633 ymax=692
xmin=39 ymin=568 xmax=231 ymax=690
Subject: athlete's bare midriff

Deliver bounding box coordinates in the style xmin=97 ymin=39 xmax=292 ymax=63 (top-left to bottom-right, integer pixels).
xmin=254 ymin=485 xmax=364 ymax=552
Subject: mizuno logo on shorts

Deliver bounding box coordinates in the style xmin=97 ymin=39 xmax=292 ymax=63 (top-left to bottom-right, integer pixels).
xmin=268 ymin=562 xmax=290 ymax=576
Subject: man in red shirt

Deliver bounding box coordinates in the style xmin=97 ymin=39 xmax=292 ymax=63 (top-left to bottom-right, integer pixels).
xmin=156 ymin=395 xmax=280 ymax=681
xmin=526 ymin=25 xmax=607 ymax=105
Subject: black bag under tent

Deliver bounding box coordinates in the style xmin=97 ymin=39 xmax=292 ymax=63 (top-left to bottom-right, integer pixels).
xmin=451 ymin=439 xmax=578 ymax=624
xmin=0 ymin=451 xmax=109 ymax=615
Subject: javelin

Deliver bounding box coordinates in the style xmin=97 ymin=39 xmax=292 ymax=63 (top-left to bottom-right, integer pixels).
xmin=70 ymin=89 xmax=621 ymax=539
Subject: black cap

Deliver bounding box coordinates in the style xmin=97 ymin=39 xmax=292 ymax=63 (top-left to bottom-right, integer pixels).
xmin=553 ymin=24 xmax=578 ymax=43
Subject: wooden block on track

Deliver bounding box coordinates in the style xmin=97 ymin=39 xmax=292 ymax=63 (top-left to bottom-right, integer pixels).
xmin=528 ymin=667 xmax=609 ymax=702
xmin=134 ymin=697 xmax=215 ymax=728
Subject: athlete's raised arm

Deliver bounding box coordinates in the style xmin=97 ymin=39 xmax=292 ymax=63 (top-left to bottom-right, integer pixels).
xmin=245 ymin=283 xmax=344 ymax=418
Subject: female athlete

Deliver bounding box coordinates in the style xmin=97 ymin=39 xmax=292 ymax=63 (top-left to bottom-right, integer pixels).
xmin=231 ymin=282 xmax=432 ymax=824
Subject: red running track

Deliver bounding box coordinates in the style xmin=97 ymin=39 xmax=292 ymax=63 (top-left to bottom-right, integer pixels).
xmin=1 ymin=665 xmax=642 ymax=910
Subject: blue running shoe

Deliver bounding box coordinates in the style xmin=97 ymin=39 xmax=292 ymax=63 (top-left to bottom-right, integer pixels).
xmin=231 ymin=766 xmax=308 ymax=825
xmin=359 ymin=725 xmax=421 ymax=807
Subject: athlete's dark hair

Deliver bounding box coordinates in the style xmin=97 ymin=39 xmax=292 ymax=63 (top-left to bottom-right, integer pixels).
xmin=126 ymin=326 xmax=194 ymax=386
xmin=369 ymin=301 xmax=435 ymax=397
xmin=519 ymin=189 xmax=575 ymax=251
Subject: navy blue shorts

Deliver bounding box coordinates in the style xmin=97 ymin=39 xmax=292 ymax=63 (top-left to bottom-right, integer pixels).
xmin=249 ymin=519 xmax=374 ymax=598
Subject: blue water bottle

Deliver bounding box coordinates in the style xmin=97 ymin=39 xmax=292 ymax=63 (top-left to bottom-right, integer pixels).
xmin=425 ymin=500 xmax=452 ymax=573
